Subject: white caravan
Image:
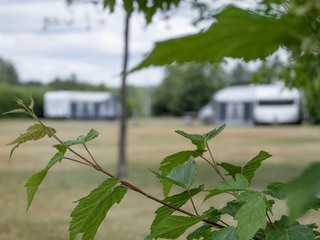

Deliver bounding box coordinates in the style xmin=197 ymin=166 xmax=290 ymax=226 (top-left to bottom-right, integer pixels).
xmin=213 ymin=83 xmax=303 ymax=125
xmin=44 ymin=91 xmax=121 ymax=119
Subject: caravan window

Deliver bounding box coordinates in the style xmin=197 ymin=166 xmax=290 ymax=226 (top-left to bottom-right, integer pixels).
xmin=258 ymin=100 xmax=295 ymax=106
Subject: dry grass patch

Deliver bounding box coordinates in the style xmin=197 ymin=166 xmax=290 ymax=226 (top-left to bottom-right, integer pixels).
xmin=0 ymin=118 xmax=319 ymax=240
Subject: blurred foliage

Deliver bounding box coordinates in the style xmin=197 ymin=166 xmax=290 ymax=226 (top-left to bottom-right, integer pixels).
xmin=48 ymin=74 xmax=110 ymax=92
xmin=104 ymin=0 xmax=182 ymax=23
xmin=0 ymin=57 xmax=19 ymax=85
xmin=284 ymin=54 xmax=320 ymax=124
xmin=0 ymin=84 xmax=49 ymax=118
xmin=152 ymin=60 xmax=288 ymax=116
xmin=153 ymin=63 xmax=227 ymax=116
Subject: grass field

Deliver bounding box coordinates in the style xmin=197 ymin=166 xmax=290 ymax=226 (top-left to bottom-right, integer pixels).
xmin=0 ymin=118 xmax=319 ymax=240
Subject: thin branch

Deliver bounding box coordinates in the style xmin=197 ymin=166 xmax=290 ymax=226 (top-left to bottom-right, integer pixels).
xmin=83 ymin=143 xmax=99 ymax=166
xmin=266 ymin=212 xmax=275 ymax=230
xmin=200 ymin=155 xmax=217 ymax=170
xmin=63 ymin=157 xmax=95 ymax=167
xmin=206 ymin=142 xmax=226 ymax=181
xmin=95 ymin=164 xmax=116 ymax=179
xmin=218 ymin=219 xmax=230 ymax=227
xmin=95 ymin=170 xmax=225 ymax=229
xmin=34 ymin=119 xmax=96 ymax=168
xmin=187 ymin=189 xmax=200 ymax=216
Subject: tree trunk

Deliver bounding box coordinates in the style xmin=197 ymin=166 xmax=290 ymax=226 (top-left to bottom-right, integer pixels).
xmin=117 ymin=12 xmax=131 ymax=179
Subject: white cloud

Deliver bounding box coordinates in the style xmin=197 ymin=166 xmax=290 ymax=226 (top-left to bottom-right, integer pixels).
xmin=0 ymin=0 xmax=199 ymax=87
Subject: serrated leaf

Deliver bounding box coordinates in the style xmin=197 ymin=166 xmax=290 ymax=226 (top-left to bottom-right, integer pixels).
xmin=203 ymin=124 xmax=226 ymax=142
xmin=24 ymin=168 xmax=49 ymax=211
xmin=152 ymin=215 xmax=204 ymax=239
xmin=314 ymin=230 xmax=320 ymax=237
xmin=220 ymin=174 xmax=249 ymax=190
xmin=7 ymin=124 xmax=56 ymax=161
xmin=54 ymin=144 xmax=67 ymax=153
xmin=132 ymin=7 xmax=309 ymax=70
xmin=285 ymin=162 xmax=320 ymax=223
xmin=205 ymin=226 xmax=238 ymax=240
xmin=159 ymin=151 xmax=201 ymax=196
xmin=243 ymin=150 xmax=272 ymax=183
xmin=165 ymin=156 xmax=197 ymax=189
xmin=2 ymin=108 xmax=26 ymax=115
xmin=69 ymin=178 xmax=126 ymax=240
xmin=220 ymin=200 xmax=244 ymax=217
xmin=159 ymin=151 xmax=200 ymax=175
xmin=204 ymin=174 xmax=248 ymax=201
xmin=187 ymin=224 xmax=212 ymax=240
xmin=203 ymin=207 xmax=221 ymax=223
xmin=175 ymin=130 xmax=206 ymax=150
xmin=63 ymin=129 xmax=99 ymax=147
xmin=264 ymin=182 xmax=286 ymax=200
xmin=46 ymin=150 xmax=66 ymax=169
xmin=218 ymin=162 xmax=242 ymax=180
xmin=29 ymin=96 xmax=35 ymax=110
xmin=266 ymin=224 xmax=315 ymax=240
xmin=312 ymin=198 xmax=320 ymax=211
xmin=8 ymin=124 xmax=53 ymax=145
xmin=151 ymin=187 xmax=203 ymax=232
xmin=83 ymin=129 xmax=99 ymax=142
xmin=14 ymin=97 xmax=25 ymax=107
xmin=235 ymin=191 xmax=268 ymax=240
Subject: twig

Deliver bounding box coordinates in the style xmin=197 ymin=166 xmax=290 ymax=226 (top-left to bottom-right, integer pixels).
xmin=206 ymin=142 xmax=226 ymax=181
xmin=63 ymin=157 xmax=94 ymax=167
xmin=83 ymin=143 xmax=99 ymax=166
xmin=200 ymin=155 xmax=217 ymax=170
xmin=95 ymin=167 xmax=225 ymax=229
xmin=266 ymin=212 xmax=275 ymax=230
xmin=188 ymin=189 xmax=200 ymax=216
xmin=35 ymin=119 xmax=96 ymax=168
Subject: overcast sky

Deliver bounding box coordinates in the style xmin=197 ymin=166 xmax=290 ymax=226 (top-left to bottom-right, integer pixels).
xmin=0 ymin=0 xmax=204 ymax=87
xmin=0 ymin=0 xmax=262 ymax=87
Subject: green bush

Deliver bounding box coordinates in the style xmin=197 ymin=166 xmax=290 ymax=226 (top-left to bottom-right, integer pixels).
xmin=0 ymin=84 xmax=49 ymax=118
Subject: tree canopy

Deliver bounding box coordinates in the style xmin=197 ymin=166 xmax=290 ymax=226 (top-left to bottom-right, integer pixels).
xmin=0 ymin=57 xmax=19 ymax=85
xmin=153 ymin=63 xmax=226 ymax=116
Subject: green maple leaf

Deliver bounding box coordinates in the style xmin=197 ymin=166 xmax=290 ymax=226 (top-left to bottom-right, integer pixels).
xmin=285 ymin=162 xmax=320 ymax=223
xmin=206 ymin=226 xmax=239 ymax=240
xmin=160 ymin=156 xmax=197 ymax=189
xmin=152 ymin=215 xmax=204 ymax=239
xmin=205 ymin=174 xmax=249 ymax=201
xmin=266 ymin=224 xmax=315 ymax=240
xmin=69 ymin=178 xmax=127 ymax=240
xmin=235 ymin=191 xmax=268 ymax=240
xmin=24 ymin=168 xmax=49 ymax=211
xmin=7 ymin=123 xmax=56 ymax=161
xmin=150 ymin=187 xmax=203 ymax=233
xmin=175 ymin=130 xmax=206 ymax=151
xmin=243 ymin=150 xmax=272 ymax=184
xmin=59 ymin=129 xmax=99 ymax=147
xmin=132 ymin=7 xmax=309 ymax=71
xmin=159 ymin=151 xmax=201 ymax=196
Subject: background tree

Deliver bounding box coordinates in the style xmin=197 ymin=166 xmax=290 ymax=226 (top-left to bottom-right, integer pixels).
xmin=103 ymin=0 xmax=186 ymax=178
xmin=0 ymin=57 xmax=19 ymax=85
xmin=252 ymin=56 xmax=286 ymax=84
xmin=48 ymin=73 xmax=109 ymax=91
xmin=228 ymin=62 xmax=252 ymax=85
xmin=132 ymin=0 xmax=320 ymax=124
xmin=153 ymin=63 xmax=227 ymax=116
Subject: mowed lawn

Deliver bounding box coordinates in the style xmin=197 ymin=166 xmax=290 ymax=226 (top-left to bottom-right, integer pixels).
xmin=0 ymin=118 xmax=319 ymax=240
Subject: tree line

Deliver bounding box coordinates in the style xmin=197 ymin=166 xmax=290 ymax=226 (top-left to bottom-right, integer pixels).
xmin=153 ymin=58 xmax=286 ymax=116
xmin=1 ymin=55 xmax=320 ymax=124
